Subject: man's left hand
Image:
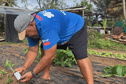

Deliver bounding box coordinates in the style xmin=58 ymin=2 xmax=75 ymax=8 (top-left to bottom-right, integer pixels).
xmin=20 ymin=71 xmax=33 ymax=82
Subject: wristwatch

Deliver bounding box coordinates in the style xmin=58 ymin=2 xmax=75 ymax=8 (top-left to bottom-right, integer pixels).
xmin=31 ymin=71 xmax=37 ymax=77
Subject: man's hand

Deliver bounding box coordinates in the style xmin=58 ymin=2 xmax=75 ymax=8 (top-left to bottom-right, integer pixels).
xmin=15 ymin=66 xmax=27 ymax=74
xmin=20 ymin=71 xmax=33 ymax=82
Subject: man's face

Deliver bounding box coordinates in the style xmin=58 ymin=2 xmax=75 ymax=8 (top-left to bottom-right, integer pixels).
xmin=25 ymin=21 xmax=38 ymax=39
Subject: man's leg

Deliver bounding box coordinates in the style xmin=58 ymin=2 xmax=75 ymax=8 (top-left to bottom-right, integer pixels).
xmin=77 ymin=57 xmax=94 ymax=84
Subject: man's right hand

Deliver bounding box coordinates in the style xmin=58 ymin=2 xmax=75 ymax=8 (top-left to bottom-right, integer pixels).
xmin=15 ymin=66 xmax=27 ymax=74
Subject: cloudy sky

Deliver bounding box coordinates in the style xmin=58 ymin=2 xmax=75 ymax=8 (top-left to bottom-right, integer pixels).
xmin=16 ymin=0 xmax=92 ymax=10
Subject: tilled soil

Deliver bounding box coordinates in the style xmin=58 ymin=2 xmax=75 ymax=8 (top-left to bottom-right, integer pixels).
xmin=0 ymin=44 xmax=126 ymax=84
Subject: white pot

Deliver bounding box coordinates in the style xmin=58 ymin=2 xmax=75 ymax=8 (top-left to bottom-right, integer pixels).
xmin=14 ymin=71 xmax=21 ymax=80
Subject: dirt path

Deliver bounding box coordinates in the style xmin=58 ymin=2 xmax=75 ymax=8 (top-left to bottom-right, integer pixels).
xmin=0 ymin=44 xmax=126 ymax=84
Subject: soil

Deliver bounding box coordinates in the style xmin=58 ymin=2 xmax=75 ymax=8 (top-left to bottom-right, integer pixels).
xmin=0 ymin=43 xmax=126 ymax=84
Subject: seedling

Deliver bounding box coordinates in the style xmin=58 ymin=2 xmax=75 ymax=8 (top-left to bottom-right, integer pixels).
xmin=5 ymin=75 xmax=13 ymax=84
xmin=5 ymin=59 xmax=15 ymax=73
xmin=0 ymin=70 xmax=7 ymax=78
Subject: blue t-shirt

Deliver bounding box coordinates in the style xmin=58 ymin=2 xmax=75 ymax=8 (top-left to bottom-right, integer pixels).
xmin=27 ymin=9 xmax=85 ymax=50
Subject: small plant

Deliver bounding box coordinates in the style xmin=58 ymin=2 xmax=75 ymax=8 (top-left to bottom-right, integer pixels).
xmin=5 ymin=59 xmax=15 ymax=73
xmin=5 ymin=75 xmax=13 ymax=84
xmin=0 ymin=70 xmax=7 ymax=78
xmin=52 ymin=47 xmax=77 ymax=68
xmin=102 ymin=18 xmax=107 ymax=34
xmin=101 ymin=64 xmax=126 ymax=77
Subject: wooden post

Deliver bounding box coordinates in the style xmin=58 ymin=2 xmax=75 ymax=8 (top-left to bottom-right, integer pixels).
xmin=82 ymin=7 xmax=85 ymax=18
xmin=123 ymin=0 xmax=126 ymax=20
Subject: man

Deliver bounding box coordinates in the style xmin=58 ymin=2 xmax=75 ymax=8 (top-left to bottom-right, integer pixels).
xmin=14 ymin=9 xmax=94 ymax=84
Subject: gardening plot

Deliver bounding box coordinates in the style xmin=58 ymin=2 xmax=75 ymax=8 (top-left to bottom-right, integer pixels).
xmin=0 ymin=44 xmax=126 ymax=84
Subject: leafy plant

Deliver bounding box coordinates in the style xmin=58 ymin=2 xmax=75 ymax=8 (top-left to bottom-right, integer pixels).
xmin=5 ymin=59 xmax=15 ymax=73
xmin=101 ymin=64 xmax=126 ymax=77
xmin=5 ymin=75 xmax=13 ymax=84
xmin=102 ymin=18 xmax=107 ymax=34
xmin=0 ymin=70 xmax=7 ymax=78
xmin=52 ymin=47 xmax=77 ymax=68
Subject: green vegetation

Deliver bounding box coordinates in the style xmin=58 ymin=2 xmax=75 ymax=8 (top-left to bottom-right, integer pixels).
xmin=5 ymin=59 xmax=15 ymax=73
xmin=52 ymin=47 xmax=77 ymax=68
xmin=0 ymin=70 xmax=7 ymax=78
xmin=101 ymin=64 xmax=126 ymax=77
xmin=93 ymin=24 xmax=101 ymax=27
xmin=88 ymin=50 xmax=126 ymax=60
xmin=103 ymin=18 xmax=108 ymax=34
xmin=5 ymin=75 xmax=13 ymax=84
xmin=87 ymin=29 xmax=126 ymax=52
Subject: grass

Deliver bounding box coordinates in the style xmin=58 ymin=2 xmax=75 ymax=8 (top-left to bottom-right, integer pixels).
xmin=87 ymin=29 xmax=126 ymax=52
xmin=0 ymin=38 xmax=28 ymax=45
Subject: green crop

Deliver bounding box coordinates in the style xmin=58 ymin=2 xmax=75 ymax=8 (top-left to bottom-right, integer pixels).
xmin=0 ymin=70 xmax=7 ymax=78
xmin=5 ymin=75 xmax=13 ymax=84
xmin=5 ymin=59 xmax=15 ymax=73
xmin=88 ymin=50 xmax=126 ymax=60
xmin=101 ymin=64 xmax=126 ymax=77
xmin=52 ymin=47 xmax=77 ymax=68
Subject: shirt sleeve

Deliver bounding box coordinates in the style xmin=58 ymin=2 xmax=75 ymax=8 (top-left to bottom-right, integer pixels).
xmin=41 ymin=29 xmax=60 ymax=50
xmin=27 ymin=37 xmax=39 ymax=47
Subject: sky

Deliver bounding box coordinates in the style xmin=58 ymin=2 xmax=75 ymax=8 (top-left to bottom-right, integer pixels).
xmin=16 ymin=0 xmax=93 ymax=10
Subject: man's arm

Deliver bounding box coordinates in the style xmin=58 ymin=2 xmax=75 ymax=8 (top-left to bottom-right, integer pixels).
xmin=23 ymin=43 xmax=39 ymax=69
xmin=32 ymin=44 xmax=57 ymax=75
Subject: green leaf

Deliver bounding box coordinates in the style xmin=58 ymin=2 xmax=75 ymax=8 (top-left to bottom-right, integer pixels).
xmin=61 ymin=62 xmax=65 ymax=67
xmin=104 ymin=66 xmax=113 ymax=74
xmin=24 ymin=47 xmax=28 ymax=54
xmin=1 ymin=70 xmax=7 ymax=74
xmin=6 ymin=59 xmax=9 ymax=64
xmin=66 ymin=63 xmax=72 ymax=68
xmin=34 ymin=60 xmax=39 ymax=63
xmin=0 ymin=72 xmax=3 ymax=78
xmin=122 ymin=65 xmax=126 ymax=76
xmin=116 ymin=64 xmax=123 ymax=77
xmin=111 ymin=65 xmax=118 ymax=75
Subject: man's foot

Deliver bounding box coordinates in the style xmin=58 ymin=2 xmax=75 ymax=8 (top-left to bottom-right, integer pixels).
xmin=41 ymin=75 xmax=50 ymax=80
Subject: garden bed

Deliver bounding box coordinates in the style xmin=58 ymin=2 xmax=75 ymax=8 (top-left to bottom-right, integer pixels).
xmin=0 ymin=44 xmax=126 ymax=84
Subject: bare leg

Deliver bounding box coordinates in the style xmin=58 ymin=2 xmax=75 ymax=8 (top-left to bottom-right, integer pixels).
xmin=41 ymin=49 xmax=51 ymax=80
xmin=77 ymin=57 xmax=94 ymax=84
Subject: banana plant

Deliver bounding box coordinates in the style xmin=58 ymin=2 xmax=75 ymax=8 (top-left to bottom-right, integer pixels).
xmin=103 ymin=18 xmax=107 ymax=34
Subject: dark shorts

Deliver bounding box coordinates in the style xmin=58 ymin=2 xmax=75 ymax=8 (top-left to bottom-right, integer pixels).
xmin=41 ymin=23 xmax=88 ymax=60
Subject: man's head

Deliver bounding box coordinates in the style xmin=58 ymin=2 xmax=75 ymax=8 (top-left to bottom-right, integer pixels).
xmin=14 ymin=13 xmax=37 ymax=40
